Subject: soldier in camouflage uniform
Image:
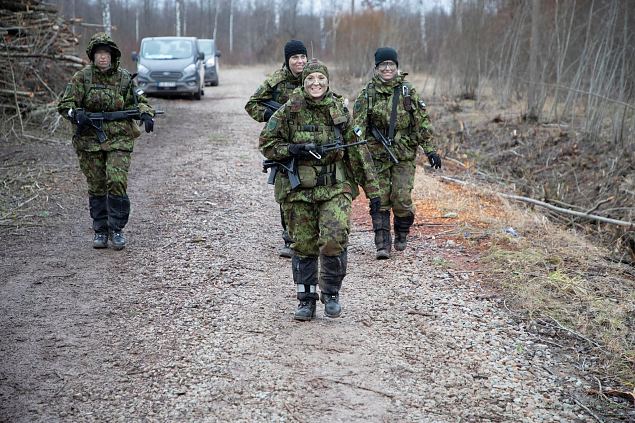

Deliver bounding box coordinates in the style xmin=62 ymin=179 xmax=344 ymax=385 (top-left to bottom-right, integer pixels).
xmin=245 ymin=40 xmax=308 ymax=259
xmin=260 ymin=59 xmax=380 ymax=321
xmin=58 ymin=32 xmax=155 ymax=250
xmin=353 ymin=47 xmax=441 ymax=260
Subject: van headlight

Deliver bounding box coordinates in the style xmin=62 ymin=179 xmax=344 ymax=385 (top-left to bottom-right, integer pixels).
xmin=138 ymin=64 xmax=149 ymax=75
xmin=205 ymin=57 xmax=215 ymax=67
xmin=183 ymin=64 xmax=197 ymax=76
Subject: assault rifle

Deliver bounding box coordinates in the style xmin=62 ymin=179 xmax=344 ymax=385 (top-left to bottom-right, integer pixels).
xmin=262 ymin=138 xmax=367 ymax=190
xmin=370 ymin=126 xmax=399 ymax=164
xmin=73 ymin=108 xmax=164 ymax=143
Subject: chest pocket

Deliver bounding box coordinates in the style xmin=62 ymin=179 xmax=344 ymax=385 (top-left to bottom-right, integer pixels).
xmin=84 ymin=84 xmax=124 ymax=112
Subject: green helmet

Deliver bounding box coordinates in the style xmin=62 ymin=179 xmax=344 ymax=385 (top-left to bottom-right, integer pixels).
xmin=301 ymin=59 xmax=329 ymax=84
xmin=85 ymin=32 xmax=121 ymax=64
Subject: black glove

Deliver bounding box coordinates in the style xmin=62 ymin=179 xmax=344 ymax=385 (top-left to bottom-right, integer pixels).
xmin=288 ymin=143 xmax=319 ymax=159
xmin=263 ymin=108 xmax=274 ymax=121
xmin=426 ymin=151 xmax=442 ymax=169
xmin=369 ymin=197 xmax=381 ymax=214
xmin=71 ymin=109 xmax=91 ymax=128
xmin=140 ymin=113 xmax=154 ymax=133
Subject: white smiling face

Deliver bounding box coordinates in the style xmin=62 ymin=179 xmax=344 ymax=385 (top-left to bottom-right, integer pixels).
xmin=288 ymin=54 xmax=307 ymax=77
xmin=303 ymin=72 xmax=328 ymax=99
xmin=376 ymin=60 xmax=397 ymax=81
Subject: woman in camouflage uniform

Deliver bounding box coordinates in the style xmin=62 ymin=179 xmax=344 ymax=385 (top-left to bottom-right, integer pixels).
xmin=58 ymin=32 xmax=155 ymax=250
xmin=260 ymin=60 xmax=380 ymax=321
xmin=353 ymin=47 xmax=441 ymax=260
xmin=245 ymin=40 xmax=308 ymax=258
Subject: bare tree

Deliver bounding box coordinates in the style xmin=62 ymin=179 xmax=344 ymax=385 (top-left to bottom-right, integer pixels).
xmin=100 ymin=0 xmax=111 ymax=35
xmin=527 ymin=0 xmax=541 ymax=120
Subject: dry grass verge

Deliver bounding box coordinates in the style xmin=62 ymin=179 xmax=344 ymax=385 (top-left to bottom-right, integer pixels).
xmin=413 ymin=166 xmax=635 ymax=411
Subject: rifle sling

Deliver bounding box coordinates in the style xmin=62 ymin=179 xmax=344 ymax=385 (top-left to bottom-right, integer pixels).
xmin=387 ymin=85 xmax=400 ymax=144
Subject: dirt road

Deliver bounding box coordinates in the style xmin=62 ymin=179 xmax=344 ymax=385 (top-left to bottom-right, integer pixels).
xmin=1 ymin=67 xmax=595 ymax=422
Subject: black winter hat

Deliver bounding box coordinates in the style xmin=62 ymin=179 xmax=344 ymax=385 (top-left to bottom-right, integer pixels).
xmin=284 ymin=40 xmax=307 ymax=67
xmin=374 ymin=47 xmax=398 ymax=67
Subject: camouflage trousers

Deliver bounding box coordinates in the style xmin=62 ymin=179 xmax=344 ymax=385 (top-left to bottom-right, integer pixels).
xmin=282 ymin=193 xmax=351 ymax=257
xmin=76 ymin=149 xmax=131 ymax=197
xmin=376 ymin=159 xmax=416 ymax=218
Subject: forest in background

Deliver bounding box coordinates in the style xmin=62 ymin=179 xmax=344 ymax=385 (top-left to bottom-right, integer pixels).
xmin=2 ymin=0 xmax=634 ymax=256
xmin=51 ymin=0 xmax=634 ymax=143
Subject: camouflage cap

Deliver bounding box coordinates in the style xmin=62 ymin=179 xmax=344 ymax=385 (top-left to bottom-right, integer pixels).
xmin=301 ymin=59 xmax=329 ymax=83
xmin=86 ymin=32 xmax=121 ymax=63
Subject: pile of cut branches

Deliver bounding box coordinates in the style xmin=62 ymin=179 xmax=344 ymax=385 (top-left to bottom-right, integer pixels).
xmin=1 ymin=0 xmax=83 ymax=121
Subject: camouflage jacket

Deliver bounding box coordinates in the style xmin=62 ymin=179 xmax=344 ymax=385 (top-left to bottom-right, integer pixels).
xmin=353 ymin=73 xmax=435 ymax=169
xmin=259 ymin=88 xmax=380 ymax=203
xmin=57 ymin=33 xmax=154 ymax=152
xmin=245 ymin=65 xmax=302 ymax=122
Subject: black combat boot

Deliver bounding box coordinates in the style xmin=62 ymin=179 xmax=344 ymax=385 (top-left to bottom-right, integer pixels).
xmin=107 ymin=194 xmax=130 ymax=251
xmin=89 ymin=195 xmax=108 ymax=248
xmin=93 ymin=233 xmax=108 ymax=249
xmin=110 ymin=231 xmax=126 ymax=250
xmin=394 ymin=213 xmax=415 ymax=251
xmin=319 ymin=251 xmax=347 ymax=318
xmin=371 ymin=210 xmax=392 ymax=259
xmin=292 ymin=255 xmax=319 ymax=321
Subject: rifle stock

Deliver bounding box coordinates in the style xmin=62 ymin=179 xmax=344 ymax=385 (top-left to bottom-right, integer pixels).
xmin=262 ymin=157 xmax=300 ymax=190
xmin=262 ymin=100 xmax=283 ymax=114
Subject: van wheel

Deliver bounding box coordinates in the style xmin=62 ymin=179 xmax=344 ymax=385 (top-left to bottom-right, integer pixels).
xmin=194 ymin=89 xmax=202 ymax=100
xmin=211 ymin=79 xmax=219 ymax=86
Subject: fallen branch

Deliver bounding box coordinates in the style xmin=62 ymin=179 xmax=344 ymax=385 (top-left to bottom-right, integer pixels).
xmin=439 ymin=176 xmax=634 ymax=228
xmin=501 ymin=193 xmax=632 ymax=227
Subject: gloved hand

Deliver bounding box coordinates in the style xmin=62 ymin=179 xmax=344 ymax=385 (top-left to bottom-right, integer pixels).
xmin=263 ymin=108 xmax=274 ymax=121
xmin=70 ymin=109 xmax=91 ymax=127
xmin=426 ymin=151 xmax=442 ymax=169
xmin=140 ymin=113 xmax=154 ymax=133
xmin=369 ymin=197 xmax=381 ymax=214
xmin=288 ymin=143 xmax=320 ymax=159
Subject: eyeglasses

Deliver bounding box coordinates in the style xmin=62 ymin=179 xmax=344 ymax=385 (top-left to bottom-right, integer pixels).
xmin=376 ymin=61 xmax=397 ymax=71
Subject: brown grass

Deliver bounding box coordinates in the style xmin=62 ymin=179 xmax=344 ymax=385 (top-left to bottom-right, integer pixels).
xmin=413 ymin=167 xmax=635 ymax=390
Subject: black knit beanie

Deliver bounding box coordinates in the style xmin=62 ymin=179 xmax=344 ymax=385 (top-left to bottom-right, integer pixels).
xmin=374 ymin=47 xmax=398 ymax=67
xmin=284 ymin=40 xmax=307 ymax=68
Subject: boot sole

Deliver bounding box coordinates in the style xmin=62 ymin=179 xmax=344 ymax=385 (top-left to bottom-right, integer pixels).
xmin=324 ymin=310 xmax=341 ymax=318
xmin=93 ymin=243 xmax=108 ymax=249
xmin=111 ymin=244 xmax=125 ymax=251
xmin=294 ymin=314 xmax=315 ymax=321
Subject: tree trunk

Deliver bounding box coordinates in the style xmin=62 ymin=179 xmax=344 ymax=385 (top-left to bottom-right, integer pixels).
xmin=100 ymin=0 xmax=111 ymax=36
xmin=527 ymin=0 xmax=541 ymax=121
xmin=176 ymin=0 xmax=182 ymax=36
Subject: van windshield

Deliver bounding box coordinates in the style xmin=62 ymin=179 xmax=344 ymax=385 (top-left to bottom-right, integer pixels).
xmin=198 ymin=40 xmax=214 ymax=56
xmin=141 ymin=39 xmax=193 ymax=60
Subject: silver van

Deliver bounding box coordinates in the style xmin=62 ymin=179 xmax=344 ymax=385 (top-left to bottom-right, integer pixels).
xmin=132 ymin=36 xmax=205 ymax=100
xmin=197 ymin=39 xmax=220 ymax=86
